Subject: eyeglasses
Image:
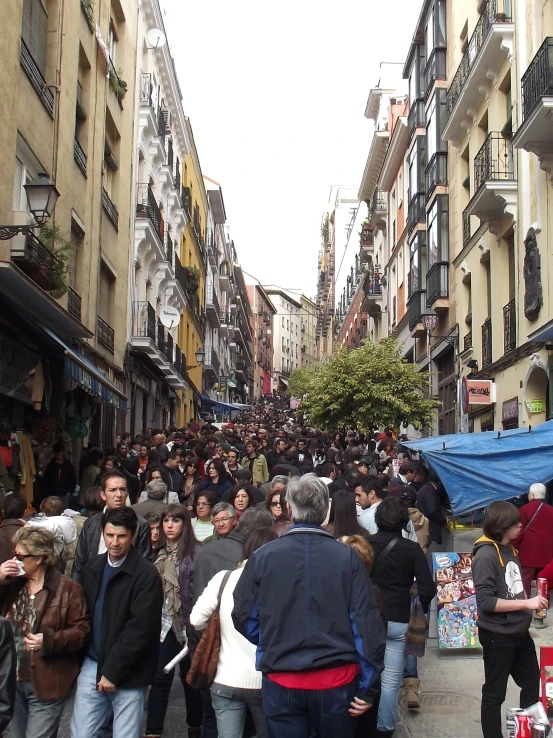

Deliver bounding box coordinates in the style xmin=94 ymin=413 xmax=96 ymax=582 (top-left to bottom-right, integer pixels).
xmin=13 ymin=554 xmax=34 ymax=561
xmin=213 ymin=517 xmax=232 ymax=525
xmin=196 ymin=502 xmax=210 ymax=508
xmin=269 ymin=502 xmax=282 ymax=508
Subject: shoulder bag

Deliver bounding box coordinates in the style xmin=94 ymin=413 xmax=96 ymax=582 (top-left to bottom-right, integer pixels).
xmin=186 ymin=570 xmax=232 ymax=690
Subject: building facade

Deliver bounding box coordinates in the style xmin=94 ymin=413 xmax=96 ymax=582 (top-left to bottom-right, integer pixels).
xmin=300 ymin=295 xmax=318 ymax=367
xmin=232 ymin=257 xmax=254 ymax=403
xmin=246 ymin=283 xmax=276 ymax=399
xmin=265 ymin=288 xmax=302 ymax=392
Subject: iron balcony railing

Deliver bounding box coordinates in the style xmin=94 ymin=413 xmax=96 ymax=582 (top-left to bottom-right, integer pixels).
xmin=174 ymin=345 xmax=186 ymax=377
xmin=372 ymin=189 xmax=387 ymax=213
xmin=132 ymin=301 xmax=156 ymax=341
xmin=67 ymin=287 xmax=82 ymax=321
xmin=165 ymin=331 xmax=174 ymax=365
xmin=174 ymin=254 xmax=188 ymax=294
xmin=521 ymin=38 xmax=553 ymax=119
xmin=408 ymin=290 xmax=426 ymax=330
xmin=97 ymin=315 xmax=114 ymax=352
xmin=424 ymin=48 xmax=447 ymax=99
xmin=20 ymin=39 xmax=54 ymax=115
xmin=503 ymin=298 xmax=516 ymax=353
xmin=482 ymin=317 xmax=492 ymax=367
xmin=408 ymin=99 xmax=425 ymax=141
xmin=446 ymin=0 xmax=512 ymax=118
xmin=11 ymin=232 xmax=60 ymax=292
xmin=204 ymin=346 xmax=220 ymax=376
xmin=220 ymin=311 xmax=232 ymax=326
xmin=426 ymin=263 xmax=449 ymax=305
xmin=463 ymin=206 xmax=472 ymax=246
xmin=364 ymin=277 xmax=382 ymax=297
xmin=73 ymin=138 xmax=87 ymax=176
xmin=140 ymin=72 xmax=153 ymax=107
xmin=165 ymin=235 xmax=173 ymax=267
xmin=464 ymin=331 xmax=473 ymax=351
xmin=425 ymin=152 xmax=448 ymax=199
xmin=136 ymin=183 xmax=164 ymax=244
xmin=156 ymin=107 xmax=166 ymax=151
xmin=167 ymin=137 xmax=174 ymax=174
xmin=473 ymin=133 xmax=515 ymax=192
xmin=156 ymin=319 xmax=166 ymax=356
xmin=206 ymin=284 xmax=220 ymax=315
xmin=102 ymin=188 xmax=119 ymax=230
xmin=407 ymin=192 xmax=426 ymax=234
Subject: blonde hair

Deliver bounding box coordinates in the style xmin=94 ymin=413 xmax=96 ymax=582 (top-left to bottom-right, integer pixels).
xmin=12 ymin=527 xmax=56 ymax=567
xmin=339 ymin=535 xmax=375 ymax=573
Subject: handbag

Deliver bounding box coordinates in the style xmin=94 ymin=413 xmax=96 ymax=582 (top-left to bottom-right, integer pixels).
xmin=186 ymin=570 xmax=232 ymax=690
xmin=405 ymin=583 xmax=427 ymax=657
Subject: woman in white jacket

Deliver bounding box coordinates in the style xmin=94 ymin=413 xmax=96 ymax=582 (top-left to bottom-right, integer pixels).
xmin=189 ymin=527 xmax=277 ymax=738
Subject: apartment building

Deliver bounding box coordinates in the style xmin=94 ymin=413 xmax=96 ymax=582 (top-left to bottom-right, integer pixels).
xmin=446 ymin=0 xmax=553 ymax=432
xmin=246 ymin=283 xmax=276 ymax=398
xmin=0 ymin=0 xmax=137 ymax=450
xmin=127 ymin=0 xmax=191 ymax=433
xmin=300 ymin=295 xmax=318 ymax=367
xmin=265 ymin=288 xmax=302 ymax=392
xmin=232 ymin=258 xmax=254 ymax=403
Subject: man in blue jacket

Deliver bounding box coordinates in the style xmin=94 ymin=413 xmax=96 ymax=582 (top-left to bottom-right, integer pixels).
xmin=232 ymin=473 xmax=385 ymax=738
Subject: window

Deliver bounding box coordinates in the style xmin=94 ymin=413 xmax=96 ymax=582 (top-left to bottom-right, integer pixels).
xmin=409 ymin=233 xmax=427 ymax=296
xmin=408 ymin=44 xmax=426 ymax=102
xmin=425 ymin=0 xmax=446 ymax=54
xmin=408 ymin=139 xmax=426 ymax=200
xmin=99 ymin=262 xmax=115 ymax=323
xmin=108 ymin=20 xmax=117 ymax=64
xmin=426 ymin=90 xmax=447 ymax=162
xmin=21 ymin=0 xmax=47 ymax=72
xmin=13 ymin=136 xmax=42 ymax=212
xmin=282 ymin=317 xmax=284 ymax=328
xmin=427 ymin=196 xmax=449 ymax=267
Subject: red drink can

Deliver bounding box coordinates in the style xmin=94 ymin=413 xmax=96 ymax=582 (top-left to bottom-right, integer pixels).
xmin=537 ymin=578 xmax=548 ymax=618
xmin=515 ymin=713 xmax=533 ymax=738
xmin=507 ymin=709 xmax=526 ymax=738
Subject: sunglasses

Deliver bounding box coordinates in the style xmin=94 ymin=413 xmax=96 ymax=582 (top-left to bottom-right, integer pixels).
xmin=13 ymin=553 xmax=35 ymax=561
xmin=269 ymin=502 xmax=282 ymax=508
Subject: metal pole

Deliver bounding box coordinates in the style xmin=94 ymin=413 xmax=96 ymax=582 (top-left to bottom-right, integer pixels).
xmin=427 ymin=330 xmax=432 ymax=437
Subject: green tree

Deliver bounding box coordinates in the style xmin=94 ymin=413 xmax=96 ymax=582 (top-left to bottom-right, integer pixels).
xmin=289 ymin=337 xmax=440 ymax=431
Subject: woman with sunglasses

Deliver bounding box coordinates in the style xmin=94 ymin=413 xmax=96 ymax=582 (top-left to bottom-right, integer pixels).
xmin=265 ymin=488 xmax=283 ymax=520
xmin=0 ymin=528 xmax=90 ymax=738
xmin=191 ymin=490 xmax=217 ymax=542
xmin=145 ymin=504 xmax=203 ymax=738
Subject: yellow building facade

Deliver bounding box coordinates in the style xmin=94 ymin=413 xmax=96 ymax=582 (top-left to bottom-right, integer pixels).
xmin=178 ymin=120 xmax=209 ymax=424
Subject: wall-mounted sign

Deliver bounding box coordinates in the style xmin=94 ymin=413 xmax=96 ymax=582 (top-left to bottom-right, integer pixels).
xmin=219 ymin=377 xmax=228 ymax=390
xmin=502 ymin=397 xmax=519 ymax=422
xmin=461 ymin=377 xmax=495 ymax=414
xmin=526 ymin=399 xmax=544 ymax=414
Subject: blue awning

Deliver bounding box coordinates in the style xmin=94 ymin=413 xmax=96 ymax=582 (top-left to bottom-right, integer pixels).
xmin=400 ymin=422 xmax=553 ymax=515
xmin=41 ymin=326 xmax=127 ymax=412
xmin=200 ymin=395 xmax=241 ymax=415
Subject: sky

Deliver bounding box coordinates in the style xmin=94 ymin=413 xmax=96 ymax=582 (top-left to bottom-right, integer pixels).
xmin=163 ymin=0 xmax=420 ymax=300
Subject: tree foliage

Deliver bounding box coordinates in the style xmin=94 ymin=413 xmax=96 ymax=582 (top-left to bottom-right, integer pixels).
xmin=288 ymin=337 xmax=441 ymax=432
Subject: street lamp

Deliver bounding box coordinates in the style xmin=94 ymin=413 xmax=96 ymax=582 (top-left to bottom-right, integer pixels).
xmin=0 ymin=172 xmax=60 ymax=240
xmin=185 ymin=347 xmax=205 ymax=370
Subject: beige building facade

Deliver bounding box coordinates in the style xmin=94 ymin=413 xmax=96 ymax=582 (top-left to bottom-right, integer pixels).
xmin=300 ymin=295 xmax=318 ymax=368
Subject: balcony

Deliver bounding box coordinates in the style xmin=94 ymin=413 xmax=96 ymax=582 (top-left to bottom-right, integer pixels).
xmin=503 ymin=298 xmax=516 ymax=353
xmin=425 ymin=152 xmax=448 ymax=201
xmin=102 ymin=188 xmax=119 ymax=230
xmin=408 ymin=99 xmax=425 ymax=141
xmin=465 ymin=133 xmax=517 ymax=233
xmin=424 ymin=48 xmax=447 ymax=99
xmin=512 ymin=38 xmax=553 ymax=181
xmin=219 ymin=312 xmax=232 ymax=337
xmin=219 ymin=261 xmax=231 ymax=291
xmin=443 ymin=0 xmax=514 ymax=144
xmin=10 ymin=232 xmax=61 ymax=292
xmin=462 ymin=206 xmax=473 ymax=246
xmin=464 ymin=331 xmax=473 ymax=352
xmin=236 ymin=359 xmax=248 ymax=379
xmin=74 ymin=139 xmax=87 ymax=176
xmin=408 ymin=291 xmax=427 ymax=337
xmin=136 ymin=183 xmax=164 ymax=245
xmin=407 ymin=192 xmax=426 ymax=235
xmin=205 ymin=284 xmax=221 ymax=327
xmin=204 ymin=346 xmax=220 ymax=381
xmin=130 ymin=301 xmax=187 ymax=388
xmin=20 ymin=39 xmax=54 ymax=115
xmin=97 ymin=315 xmax=114 ymax=353
xmin=174 ymin=255 xmax=188 ymax=295
xmin=426 ymin=263 xmax=449 ymax=311
xmin=482 ymin=318 xmax=492 ymax=368
xmin=67 ymin=287 xmax=82 ymax=322
xmin=361 ymin=272 xmax=383 ymax=315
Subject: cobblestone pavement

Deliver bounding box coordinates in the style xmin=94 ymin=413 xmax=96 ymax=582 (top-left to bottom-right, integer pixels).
xmin=13 ymin=617 xmax=553 ymax=738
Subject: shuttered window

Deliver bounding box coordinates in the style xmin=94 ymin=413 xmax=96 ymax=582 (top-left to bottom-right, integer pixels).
xmin=21 ymin=0 xmax=47 ymax=73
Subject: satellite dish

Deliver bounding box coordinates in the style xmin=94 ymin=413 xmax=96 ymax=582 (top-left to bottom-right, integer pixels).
xmin=146 ymin=28 xmax=167 ymax=49
xmin=160 ymin=305 xmax=180 ymax=329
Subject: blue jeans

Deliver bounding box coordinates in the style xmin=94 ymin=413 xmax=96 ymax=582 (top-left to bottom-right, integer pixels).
xmin=262 ymin=675 xmax=357 ymax=738
xmin=11 ymin=681 xmax=68 ymax=738
xmin=403 ymin=654 xmax=418 ymax=679
xmin=70 ymin=657 xmax=146 ymax=738
xmin=377 ymin=621 xmax=408 ymax=732
xmin=211 ymin=682 xmax=268 ymax=738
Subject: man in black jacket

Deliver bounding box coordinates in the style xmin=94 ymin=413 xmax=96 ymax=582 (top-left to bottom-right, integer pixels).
xmin=416 ymin=471 xmax=447 ymax=558
xmin=70 ymin=507 xmax=163 ymax=738
xmin=42 ymin=442 xmax=76 ymax=504
xmin=233 ymin=473 xmax=385 ymax=737
xmin=72 ymin=470 xmax=150 ymax=584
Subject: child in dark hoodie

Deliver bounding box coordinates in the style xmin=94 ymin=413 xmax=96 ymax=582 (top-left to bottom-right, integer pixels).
xmin=472 ymin=500 xmax=547 ymax=738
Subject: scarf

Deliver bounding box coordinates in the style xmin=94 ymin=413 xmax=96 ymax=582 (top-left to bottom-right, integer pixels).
xmin=405 ymin=583 xmax=427 ymax=657
xmin=155 ymin=541 xmax=183 ymax=634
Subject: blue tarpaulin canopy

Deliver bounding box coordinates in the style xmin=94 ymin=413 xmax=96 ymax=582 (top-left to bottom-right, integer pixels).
xmin=399 ymin=422 xmax=553 ymax=515
xmin=200 ymin=395 xmax=242 ymax=416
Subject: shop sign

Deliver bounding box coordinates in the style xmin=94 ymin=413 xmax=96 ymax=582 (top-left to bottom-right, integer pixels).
xmin=502 ymin=397 xmax=519 ymax=422
xmin=0 ymin=334 xmax=40 ymax=405
xmin=219 ymin=377 xmax=228 ymax=390
xmin=461 ymin=377 xmax=495 ymax=413
xmin=227 ymin=379 xmax=237 ymax=388
xmin=526 ymin=399 xmax=544 ymax=414
xmin=480 ymin=411 xmax=495 ymax=432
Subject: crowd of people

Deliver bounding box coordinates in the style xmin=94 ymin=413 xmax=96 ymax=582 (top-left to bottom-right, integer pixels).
xmin=0 ymin=393 xmax=547 ymax=738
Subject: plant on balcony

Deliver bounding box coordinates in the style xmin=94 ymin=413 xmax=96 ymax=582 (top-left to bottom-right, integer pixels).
xmin=287 ymin=337 xmax=441 ymax=431
xmin=39 ymin=223 xmax=73 ymax=298
xmin=109 ymin=69 xmax=127 ymax=103
xmin=321 ymin=214 xmax=330 ymax=244
xmin=185 ymin=265 xmax=201 ymax=290
xmin=81 ymin=0 xmax=95 ymax=33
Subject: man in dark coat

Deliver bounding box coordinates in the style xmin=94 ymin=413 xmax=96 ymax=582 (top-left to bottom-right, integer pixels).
xmin=72 ymin=471 xmax=150 ymax=584
xmin=416 ymin=471 xmax=447 ymax=558
xmin=42 ymin=443 xmax=76 ymax=504
xmin=70 ymin=507 xmax=163 ymax=738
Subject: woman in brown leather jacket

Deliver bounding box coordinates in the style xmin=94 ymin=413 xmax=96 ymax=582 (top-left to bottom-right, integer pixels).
xmin=0 ymin=527 xmax=90 ymax=738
